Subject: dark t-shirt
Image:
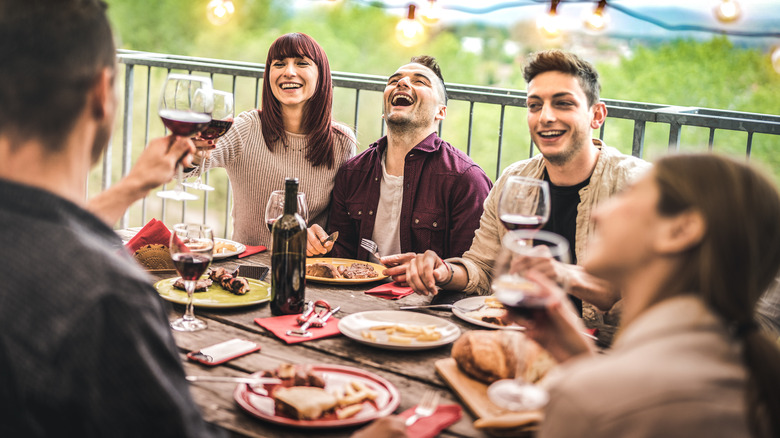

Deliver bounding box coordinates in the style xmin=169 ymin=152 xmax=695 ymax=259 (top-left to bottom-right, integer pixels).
xmin=541 ymin=170 xmax=591 ymax=316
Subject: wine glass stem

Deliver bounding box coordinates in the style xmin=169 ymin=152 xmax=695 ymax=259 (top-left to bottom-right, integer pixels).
xmin=175 ymin=163 xmax=184 ymax=194
xmin=184 ymin=279 xmax=196 ymax=321
xmin=196 ymin=149 xmax=207 ymax=184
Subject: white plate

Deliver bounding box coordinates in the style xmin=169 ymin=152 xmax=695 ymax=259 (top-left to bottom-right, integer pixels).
xmin=451 ymin=296 xmax=525 ymax=331
xmin=213 ymin=238 xmax=246 ymax=259
xmin=339 ymin=310 xmax=460 ymax=351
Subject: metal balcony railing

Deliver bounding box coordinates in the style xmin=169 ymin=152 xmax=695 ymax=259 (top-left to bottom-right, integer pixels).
xmin=107 ymin=50 xmax=780 ymax=237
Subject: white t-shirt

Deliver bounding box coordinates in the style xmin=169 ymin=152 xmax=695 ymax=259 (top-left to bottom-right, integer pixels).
xmin=371 ymin=153 xmax=404 ymax=256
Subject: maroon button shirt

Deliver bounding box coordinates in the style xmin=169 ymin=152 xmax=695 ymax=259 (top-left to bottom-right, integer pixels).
xmin=328 ymin=133 xmax=492 ymax=260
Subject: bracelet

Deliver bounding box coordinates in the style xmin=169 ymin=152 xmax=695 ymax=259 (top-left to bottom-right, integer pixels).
xmin=438 ymin=260 xmax=455 ymax=287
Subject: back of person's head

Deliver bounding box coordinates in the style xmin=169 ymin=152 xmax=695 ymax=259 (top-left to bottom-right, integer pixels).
xmin=0 ymin=0 xmax=115 ymax=152
xmin=409 ymin=55 xmax=448 ymax=104
xmin=653 ymin=153 xmax=780 ymax=438
xmin=260 ymin=32 xmax=337 ymax=168
xmin=522 ymin=50 xmax=600 ymax=107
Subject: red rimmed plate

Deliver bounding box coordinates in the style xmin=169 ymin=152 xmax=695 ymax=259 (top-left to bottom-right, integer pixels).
xmin=233 ymin=364 xmax=400 ymax=428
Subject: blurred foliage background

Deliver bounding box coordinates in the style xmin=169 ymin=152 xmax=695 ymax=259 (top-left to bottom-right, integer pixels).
xmin=101 ymin=0 xmax=780 ymax=235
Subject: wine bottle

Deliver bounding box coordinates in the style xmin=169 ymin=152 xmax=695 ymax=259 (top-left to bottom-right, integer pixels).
xmin=270 ymin=178 xmax=307 ymax=315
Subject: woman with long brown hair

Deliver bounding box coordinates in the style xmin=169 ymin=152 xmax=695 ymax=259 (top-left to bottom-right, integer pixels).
xmin=191 ymin=32 xmax=356 ymax=246
xmin=518 ymin=154 xmax=780 ymax=437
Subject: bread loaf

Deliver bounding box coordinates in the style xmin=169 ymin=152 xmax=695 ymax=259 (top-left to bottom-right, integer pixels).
xmin=451 ymin=330 xmax=555 ymax=384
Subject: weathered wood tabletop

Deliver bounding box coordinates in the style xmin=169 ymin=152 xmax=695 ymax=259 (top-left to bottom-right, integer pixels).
xmin=149 ymin=250 xmax=490 ymax=438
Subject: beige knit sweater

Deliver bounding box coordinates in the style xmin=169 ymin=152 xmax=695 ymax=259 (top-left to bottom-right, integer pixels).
xmin=195 ymin=110 xmax=356 ymax=246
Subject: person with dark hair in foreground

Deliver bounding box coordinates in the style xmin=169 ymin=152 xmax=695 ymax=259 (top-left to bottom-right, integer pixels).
xmin=306 ymin=55 xmax=492 ymax=266
xmin=0 ymin=1 xmax=219 ymax=436
xmin=517 ymin=154 xmax=780 ymax=438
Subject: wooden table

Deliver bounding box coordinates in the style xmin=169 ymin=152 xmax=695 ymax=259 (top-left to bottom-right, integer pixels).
xmin=150 ymin=251 xmax=489 ymax=438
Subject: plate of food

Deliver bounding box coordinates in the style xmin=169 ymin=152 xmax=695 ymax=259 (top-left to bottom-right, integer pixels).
xmin=451 ymin=296 xmax=525 ymax=331
xmin=154 ymin=267 xmax=270 ymax=308
xmin=339 ymin=310 xmax=461 ymax=351
xmin=306 ymin=258 xmax=387 ymax=284
xmin=212 ymin=238 xmax=246 ymax=259
xmin=233 ymin=363 xmax=400 ymax=428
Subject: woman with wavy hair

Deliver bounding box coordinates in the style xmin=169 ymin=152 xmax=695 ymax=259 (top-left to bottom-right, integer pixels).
xmin=192 ymin=32 xmax=356 ymax=246
xmin=517 ymin=154 xmax=780 ymax=437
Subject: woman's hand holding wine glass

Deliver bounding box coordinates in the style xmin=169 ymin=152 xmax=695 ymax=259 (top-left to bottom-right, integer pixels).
xmin=169 ymin=223 xmax=214 ymax=332
xmin=183 ymin=89 xmax=234 ymax=192
xmin=487 ymin=230 xmax=571 ymax=411
xmin=156 ymin=73 xmax=214 ymax=201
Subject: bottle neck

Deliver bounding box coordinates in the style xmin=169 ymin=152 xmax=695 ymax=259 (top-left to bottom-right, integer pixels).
xmin=284 ymin=182 xmax=298 ymax=216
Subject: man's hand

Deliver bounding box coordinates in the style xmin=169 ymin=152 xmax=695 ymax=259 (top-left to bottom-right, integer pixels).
xmin=126 ymin=135 xmax=196 ymax=191
xmin=405 ymin=250 xmax=451 ymax=296
xmin=350 ymin=415 xmax=407 ymax=438
xmin=381 ymin=253 xmax=416 ymax=285
xmin=306 ymin=224 xmax=333 ymax=257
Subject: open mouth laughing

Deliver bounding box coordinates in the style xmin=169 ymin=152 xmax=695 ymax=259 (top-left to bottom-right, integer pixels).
xmin=391 ymin=92 xmax=414 ymax=107
xmin=280 ymin=83 xmax=303 ymax=90
xmin=538 ymin=130 xmax=565 ymax=139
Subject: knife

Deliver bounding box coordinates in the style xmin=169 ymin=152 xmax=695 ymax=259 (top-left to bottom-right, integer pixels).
xmin=320 ymin=231 xmax=339 ymax=246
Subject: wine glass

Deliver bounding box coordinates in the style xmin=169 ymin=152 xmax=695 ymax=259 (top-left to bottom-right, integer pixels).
xmin=183 ymin=89 xmax=234 ymax=191
xmin=169 ymin=223 xmax=214 ymax=332
xmin=487 ymin=229 xmax=570 ymax=411
xmin=156 ymin=74 xmax=214 ymax=201
xmin=498 ymin=176 xmax=550 ymax=231
xmin=264 ymin=190 xmax=309 ymax=233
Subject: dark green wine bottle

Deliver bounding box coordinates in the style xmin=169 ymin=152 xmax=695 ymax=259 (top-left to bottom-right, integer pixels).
xmin=270 ymin=178 xmax=306 ymax=315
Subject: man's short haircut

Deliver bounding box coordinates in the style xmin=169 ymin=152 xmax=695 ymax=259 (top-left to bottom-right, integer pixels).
xmin=0 ymin=0 xmax=116 ymax=152
xmin=522 ymin=50 xmax=601 ymax=107
xmin=410 ymin=55 xmax=448 ymax=104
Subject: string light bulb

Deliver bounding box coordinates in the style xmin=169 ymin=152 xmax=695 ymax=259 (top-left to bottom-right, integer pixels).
xmin=396 ymin=4 xmax=425 ymax=47
xmin=207 ymin=0 xmax=235 ymax=26
xmin=420 ymin=0 xmax=442 ymax=26
xmin=537 ymin=0 xmax=562 ymax=39
xmin=584 ymin=0 xmax=609 ymax=32
xmin=714 ymin=0 xmax=741 ymax=23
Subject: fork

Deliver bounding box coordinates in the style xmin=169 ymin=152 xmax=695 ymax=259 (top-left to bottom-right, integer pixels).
xmin=405 ymin=389 xmax=440 ymax=426
xmin=360 ymin=238 xmax=384 ymax=265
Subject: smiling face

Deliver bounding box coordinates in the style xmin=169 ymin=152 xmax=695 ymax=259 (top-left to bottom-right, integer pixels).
xmin=526 ymin=71 xmax=605 ymax=166
xmin=268 ymin=56 xmax=319 ymax=110
xmin=382 ymin=63 xmax=446 ymax=131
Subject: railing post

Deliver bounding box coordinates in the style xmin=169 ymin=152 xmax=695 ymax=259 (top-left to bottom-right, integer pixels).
xmin=668 ymin=122 xmax=681 ymax=151
xmin=353 ymin=89 xmax=360 ymax=136
xmin=119 ymin=64 xmax=135 ymax=229
xmin=496 ymin=105 xmax=506 ymax=180
xmin=466 ymin=101 xmax=474 ymax=156
xmin=632 ymin=120 xmax=646 ymax=159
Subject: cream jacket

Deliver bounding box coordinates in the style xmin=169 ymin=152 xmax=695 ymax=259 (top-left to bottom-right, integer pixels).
xmin=450 ymin=139 xmax=650 ymax=295
xmin=539 ymin=295 xmax=753 ymax=438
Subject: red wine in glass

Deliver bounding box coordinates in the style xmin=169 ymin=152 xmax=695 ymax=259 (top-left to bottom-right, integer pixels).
xmin=493 ymin=275 xmax=549 ymax=319
xmin=199 ymin=118 xmax=233 ymax=140
xmin=500 ymin=214 xmax=545 ymax=231
xmin=266 ymin=218 xmax=278 ymax=233
xmin=159 ymin=109 xmax=211 ymax=137
xmin=172 ymin=253 xmax=212 ymax=281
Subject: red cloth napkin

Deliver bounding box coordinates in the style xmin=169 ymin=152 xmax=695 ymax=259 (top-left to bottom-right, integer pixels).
xmin=238 ymin=245 xmax=266 ymax=258
xmin=254 ymin=314 xmax=341 ymax=344
xmin=399 ymin=404 xmax=462 ymax=438
xmin=365 ymin=281 xmax=414 ymax=300
xmin=125 ymin=219 xmax=172 ymax=253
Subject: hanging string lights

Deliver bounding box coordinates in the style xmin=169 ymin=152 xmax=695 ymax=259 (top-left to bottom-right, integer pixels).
xmin=419 ymin=0 xmax=443 ymax=26
xmin=714 ymin=0 xmax=741 ymax=23
xmin=536 ymin=0 xmax=562 ymax=39
xmin=583 ymin=0 xmax=609 ymax=32
xmin=206 ymin=0 xmax=235 ymax=25
xmin=396 ymin=4 xmax=426 ymax=47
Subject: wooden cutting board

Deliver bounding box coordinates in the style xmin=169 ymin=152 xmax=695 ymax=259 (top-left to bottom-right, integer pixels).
xmin=435 ymin=358 xmax=543 ymax=436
